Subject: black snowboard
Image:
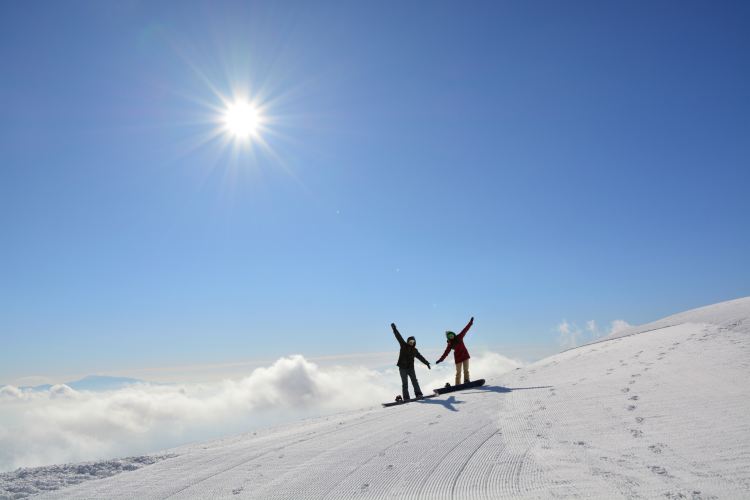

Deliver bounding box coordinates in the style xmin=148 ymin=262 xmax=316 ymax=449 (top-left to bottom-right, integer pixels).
xmin=382 ymin=394 xmax=437 ymax=407
xmin=433 ymin=379 xmax=485 ymax=395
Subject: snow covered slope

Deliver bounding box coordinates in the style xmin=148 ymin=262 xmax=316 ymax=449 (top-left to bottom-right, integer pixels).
xmin=30 ymin=297 xmax=750 ymax=499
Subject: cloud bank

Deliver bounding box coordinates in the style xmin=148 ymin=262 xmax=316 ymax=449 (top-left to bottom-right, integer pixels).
xmin=0 ymin=351 xmax=521 ymax=472
xmin=557 ymin=319 xmax=633 ymax=349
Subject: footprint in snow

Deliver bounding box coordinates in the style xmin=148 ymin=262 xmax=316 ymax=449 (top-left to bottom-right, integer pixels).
xmin=635 ymin=417 xmax=645 ymax=424
xmin=630 ymin=429 xmax=644 ymax=438
xmin=665 ymin=490 xmax=710 ymax=500
xmin=648 ymin=444 xmax=664 ymax=454
xmin=648 ymin=465 xmax=669 ymax=476
xmin=621 ymin=388 xmax=630 ymax=393
xmin=232 ymin=487 xmax=244 ymax=495
xmin=627 ymin=405 xmax=637 ymax=411
xmin=629 ymin=395 xmax=639 ymax=401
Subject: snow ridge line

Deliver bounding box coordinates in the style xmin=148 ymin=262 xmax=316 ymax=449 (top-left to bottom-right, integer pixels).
xmin=560 ymin=324 xmax=678 ymax=354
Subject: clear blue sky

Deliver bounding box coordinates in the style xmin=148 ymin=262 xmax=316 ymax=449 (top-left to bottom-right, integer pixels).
xmin=2 ymin=1 xmax=749 ymax=383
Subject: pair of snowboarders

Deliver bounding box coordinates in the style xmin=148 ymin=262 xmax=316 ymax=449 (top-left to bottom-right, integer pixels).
xmin=390 ymin=316 xmax=474 ymax=401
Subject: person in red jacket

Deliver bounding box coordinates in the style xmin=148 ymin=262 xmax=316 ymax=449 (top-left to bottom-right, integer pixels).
xmin=436 ymin=317 xmax=474 ymax=386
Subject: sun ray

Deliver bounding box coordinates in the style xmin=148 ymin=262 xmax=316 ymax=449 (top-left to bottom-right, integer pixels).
xmin=157 ymin=33 xmax=318 ymax=195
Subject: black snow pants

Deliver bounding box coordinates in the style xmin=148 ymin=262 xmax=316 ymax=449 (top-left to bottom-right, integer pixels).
xmin=399 ymin=366 xmax=422 ymax=399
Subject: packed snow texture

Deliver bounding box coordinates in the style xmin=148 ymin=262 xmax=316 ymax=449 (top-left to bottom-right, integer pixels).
xmin=8 ymin=297 xmax=750 ymax=499
xmin=0 ymin=455 xmax=175 ymax=500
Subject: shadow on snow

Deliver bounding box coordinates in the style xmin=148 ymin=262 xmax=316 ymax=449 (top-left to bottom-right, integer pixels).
xmin=474 ymin=385 xmax=554 ymax=394
xmin=416 ymin=395 xmax=463 ymax=412
xmin=417 ymin=385 xmax=554 ymax=411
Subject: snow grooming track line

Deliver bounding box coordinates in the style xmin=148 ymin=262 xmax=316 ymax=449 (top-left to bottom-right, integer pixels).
xmin=161 ymin=409 xmax=399 ymax=499
xmin=189 ymin=400 xmax=440 ymax=499
xmin=330 ymin=401 xmax=469 ymax=500
xmin=252 ymin=402 xmax=440 ymax=500
xmin=459 ymin=429 xmax=537 ymax=499
xmin=317 ymin=433 xmax=412 ymax=500
xmin=415 ymin=422 xmax=495 ymax=500
xmin=321 ymin=400 xmax=446 ymax=500
xmin=318 ymin=406 xmax=439 ymax=500
xmin=448 ymin=428 xmax=501 ymax=499
xmin=491 ymin=374 xmax=575 ymax=498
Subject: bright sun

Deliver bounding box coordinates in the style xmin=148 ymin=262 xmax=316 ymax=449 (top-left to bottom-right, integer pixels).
xmin=223 ymin=100 xmax=261 ymax=139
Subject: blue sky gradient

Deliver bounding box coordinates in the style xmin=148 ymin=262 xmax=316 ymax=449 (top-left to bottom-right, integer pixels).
xmin=2 ymin=1 xmax=749 ymax=383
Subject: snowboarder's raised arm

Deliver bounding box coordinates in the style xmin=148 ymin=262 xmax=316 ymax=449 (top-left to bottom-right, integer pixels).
xmin=415 ymin=350 xmax=431 ymax=369
xmin=457 ymin=316 xmax=474 ymax=340
xmin=391 ymin=323 xmax=406 ymax=345
xmin=436 ymin=343 xmax=452 ymax=364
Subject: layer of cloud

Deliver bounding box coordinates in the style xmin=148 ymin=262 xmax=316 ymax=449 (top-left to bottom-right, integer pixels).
xmin=557 ymin=319 xmax=633 ymax=349
xmin=0 ymin=351 xmax=521 ymax=472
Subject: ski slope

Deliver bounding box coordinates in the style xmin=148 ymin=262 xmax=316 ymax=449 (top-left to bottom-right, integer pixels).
xmin=32 ymin=297 xmax=750 ymax=499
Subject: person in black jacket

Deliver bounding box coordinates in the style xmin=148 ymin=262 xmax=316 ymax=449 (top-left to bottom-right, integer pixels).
xmin=391 ymin=322 xmax=431 ymax=400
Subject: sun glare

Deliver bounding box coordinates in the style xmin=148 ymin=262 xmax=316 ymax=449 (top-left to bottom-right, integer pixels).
xmin=223 ymin=100 xmax=261 ymax=140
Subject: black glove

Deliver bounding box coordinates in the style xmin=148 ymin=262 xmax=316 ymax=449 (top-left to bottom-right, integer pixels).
xmin=391 ymin=323 xmax=397 ymax=331
xmin=436 ymin=360 xmax=441 ymax=365
xmin=427 ymin=363 xmax=431 ymax=370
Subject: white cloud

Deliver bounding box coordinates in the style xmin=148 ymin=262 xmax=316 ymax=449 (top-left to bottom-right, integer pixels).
xmin=557 ymin=318 xmax=633 ymax=348
xmin=0 ymin=385 xmax=25 ymax=400
xmin=557 ymin=320 xmax=582 ymax=349
xmin=586 ymin=320 xmax=599 ymax=338
xmin=0 ymin=351 xmax=521 ymax=472
xmin=608 ymin=319 xmax=632 ymax=337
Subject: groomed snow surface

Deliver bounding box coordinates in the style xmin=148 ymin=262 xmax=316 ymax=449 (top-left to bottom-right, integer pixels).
xmin=6 ymin=297 xmax=750 ymax=499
